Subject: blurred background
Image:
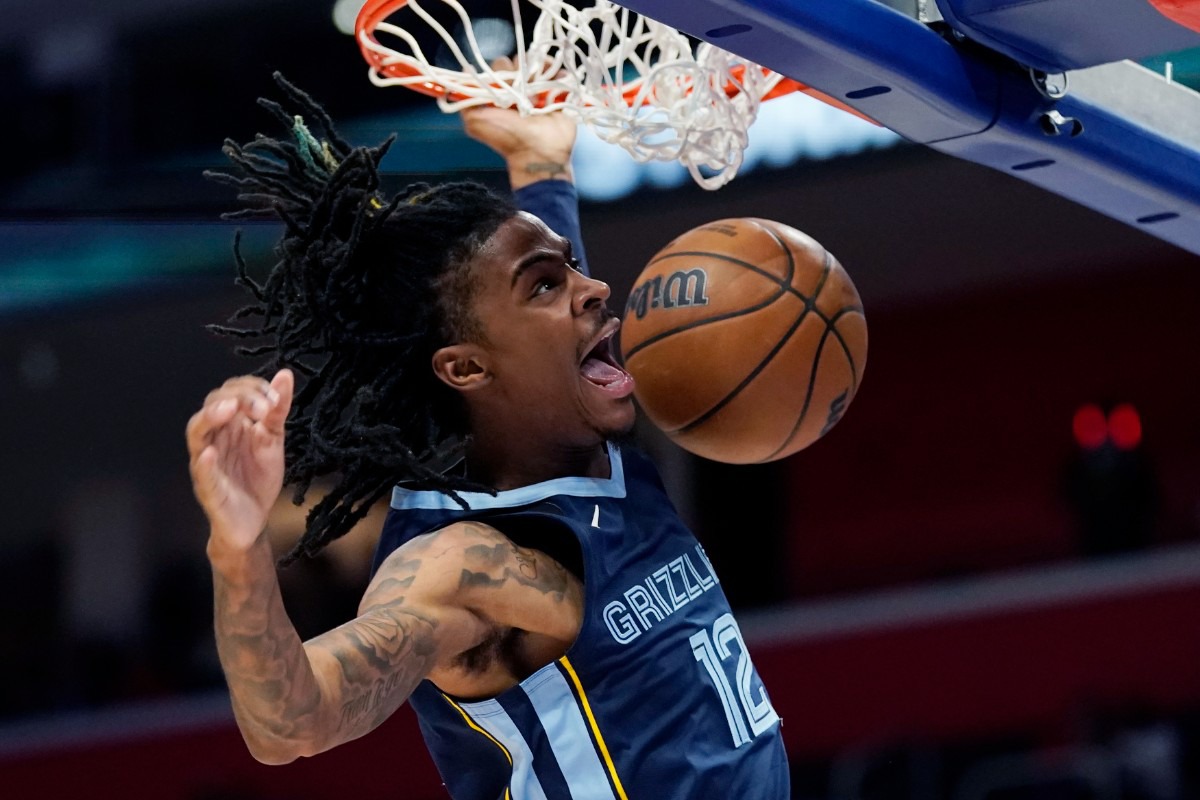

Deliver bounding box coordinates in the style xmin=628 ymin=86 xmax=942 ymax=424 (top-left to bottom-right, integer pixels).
xmin=2 ymin=0 xmax=1199 ymax=798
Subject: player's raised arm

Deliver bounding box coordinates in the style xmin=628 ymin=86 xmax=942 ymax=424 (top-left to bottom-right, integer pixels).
xmin=187 ymin=370 xmax=449 ymax=762
xmin=460 ymin=93 xmax=576 ymax=190
xmin=187 ymin=369 xmax=329 ymax=762
xmin=461 ymin=98 xmax=591 ymax=276
xmin=187 ymin=375 xmax=564 ymax=761
xmin=187 ymin=372 xmax=581 ymax=762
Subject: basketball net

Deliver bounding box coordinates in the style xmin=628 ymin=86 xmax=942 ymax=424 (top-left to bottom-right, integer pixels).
xmin=355 ymin=0 xmax=803 ymax=189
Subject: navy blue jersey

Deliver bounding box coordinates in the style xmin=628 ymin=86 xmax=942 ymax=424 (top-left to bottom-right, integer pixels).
xmin=513 ymin=180 xmax=589 ymax=276
xmin=373 ymin=446 xmax=788 ymax=800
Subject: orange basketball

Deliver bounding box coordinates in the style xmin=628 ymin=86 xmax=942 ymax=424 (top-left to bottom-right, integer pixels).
xmin=619 ymin=218 xmax=867 ymax=464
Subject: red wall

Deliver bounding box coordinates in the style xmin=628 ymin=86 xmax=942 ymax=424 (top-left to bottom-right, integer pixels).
xmin=752 ymin=572 xmax=1200 ymax=755
xmin=0 ymin=705 xmax=444 ymax=800
xmin=785 ymin=260 xmax=1200 ymax=595
xmin=4 ymin=565 xmax=1197 ymax=797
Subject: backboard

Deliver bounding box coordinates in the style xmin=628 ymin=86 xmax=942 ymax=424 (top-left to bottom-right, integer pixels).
xmin=610 ymin=0 xmax=1200 ymax=257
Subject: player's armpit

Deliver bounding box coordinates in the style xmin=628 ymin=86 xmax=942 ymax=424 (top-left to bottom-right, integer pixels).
xmin=295 ymin=522 xmax=583 ymax=755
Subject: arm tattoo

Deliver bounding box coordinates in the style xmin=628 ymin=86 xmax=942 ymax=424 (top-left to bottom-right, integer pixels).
xmin=214 ymin=572 xmax=326 ymax=746
xmin=524 ymin=161 xmax=569 ymax=179
xmin=455 ymin=526 xmax=571 ymax=599
xmin=322 ymin=603 xmax=438 ymax=733
xmin=213 ymin=548 xmax=440 ymax=751
xmin=324 ymin=553 xmax=439 ymax=735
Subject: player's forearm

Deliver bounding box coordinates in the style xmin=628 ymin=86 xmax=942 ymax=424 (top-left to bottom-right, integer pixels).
xmin=208 ymin=532 xmax=332 ymax=764
xmin=506 ymin=152 xmax=574 ymax=191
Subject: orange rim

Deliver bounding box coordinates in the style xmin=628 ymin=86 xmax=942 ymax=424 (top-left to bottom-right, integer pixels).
xmin=355 ymin=0 xmax=876 ymax=124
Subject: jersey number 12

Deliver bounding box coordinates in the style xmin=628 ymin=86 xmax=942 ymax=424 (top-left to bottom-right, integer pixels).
xmin=690 ymin=613 xmax=780 ymax=747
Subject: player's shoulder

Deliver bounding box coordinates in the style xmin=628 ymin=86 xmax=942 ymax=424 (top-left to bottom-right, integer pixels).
xmin=367 ymin=520 xmax=508 ymax=599
xmin=362 ymin=520 xmax=547 ymax=618
xmin=367 ymin=518 xmax=579 ymax=628
xmin=377 ymin=520 xmax=512 ymax=570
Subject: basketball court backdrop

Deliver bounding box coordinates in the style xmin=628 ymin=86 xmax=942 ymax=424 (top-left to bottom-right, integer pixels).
xmin=2 ymin=1 xmax=1200 ymax=798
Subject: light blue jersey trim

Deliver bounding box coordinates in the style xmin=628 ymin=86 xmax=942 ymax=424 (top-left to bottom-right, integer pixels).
xmin=458 ymin=665 xmax=618 ymax=800
xmin=523 ymin=668 xmax=618 ymax=800
xmin=460 ymin=702 xmax=549 ymax=800
xmin=390 ymin=445 xmax=627 ymax=511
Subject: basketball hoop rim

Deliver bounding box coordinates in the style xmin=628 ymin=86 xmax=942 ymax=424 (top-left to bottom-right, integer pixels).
xmin=353 ymin=0 xmax=805 ymax=108
xmin=356 ymin=0 xmax=470 ymax=103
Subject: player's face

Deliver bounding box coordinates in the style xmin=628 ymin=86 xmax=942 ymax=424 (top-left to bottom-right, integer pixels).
xmin=461 ymin=212 xmax=636 ymax=444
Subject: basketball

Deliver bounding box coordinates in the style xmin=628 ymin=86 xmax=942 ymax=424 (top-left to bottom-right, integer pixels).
xmin=619 ymin=218 xmax=867 ymax=464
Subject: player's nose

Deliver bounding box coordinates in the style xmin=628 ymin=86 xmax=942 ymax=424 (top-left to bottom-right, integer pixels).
xmin=574 ymin=273 xmax=611 ymax=315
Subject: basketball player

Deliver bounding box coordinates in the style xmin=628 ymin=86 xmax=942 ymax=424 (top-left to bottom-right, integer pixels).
xmin=187 ymin=77 xmax=787 ymax=798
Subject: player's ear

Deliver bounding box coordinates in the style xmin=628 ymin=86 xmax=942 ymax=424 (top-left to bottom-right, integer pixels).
xmin=432 ymin=344 xmax=491 ymax=392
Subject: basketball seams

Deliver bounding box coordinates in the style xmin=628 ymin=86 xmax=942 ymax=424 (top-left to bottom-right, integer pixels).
xmin=631 ymin=240 xmax=846 ymax=362
xmin=671 ymin=248 xmax=839 ymax=329
xmin=672 ymin=233 xmax=822 ymax=438
xmin=759 ymin=325 xmax=834 ymax=462
xmin=756 ymin=248 xmax=836 ymax=461
xmin=765 ymin=306 xmax=865 ymax=461
xmin=623 ymin=230 xmax=799 ymax=363
xmin=798 ymin=242 xmax=833 ymax=310
xmin=653 ymin=227 xmax=797 ymax=434
xmin=825 ymin=307 xmax=866 ymax=393
xmin=672 ymin=298 xmax=811 ymax=435
xmin=754 ymin=221 xmax=797 ymax=290
xmin=624 ymin=217 xmax=866 ymax=463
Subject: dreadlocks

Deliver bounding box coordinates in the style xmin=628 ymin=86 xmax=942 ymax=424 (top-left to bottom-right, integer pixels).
xmin=204 ymin=73 xmax=518 ymax=565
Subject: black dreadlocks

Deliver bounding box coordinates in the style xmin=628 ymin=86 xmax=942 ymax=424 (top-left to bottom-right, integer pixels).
xmin=204 ymin=73 xmax=518 ymax=565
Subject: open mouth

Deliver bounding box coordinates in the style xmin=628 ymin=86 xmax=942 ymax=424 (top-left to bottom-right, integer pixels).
xmin=580 ymin=325 xmax=635 ymax=396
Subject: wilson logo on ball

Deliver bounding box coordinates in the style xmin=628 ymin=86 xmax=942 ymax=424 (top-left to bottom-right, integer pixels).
xmin=620 ymin=217 xmax=868 ymax=464
xmin=626 ymin=268 xmax=711 ymax=320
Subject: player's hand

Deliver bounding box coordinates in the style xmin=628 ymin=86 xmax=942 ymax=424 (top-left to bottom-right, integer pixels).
xmin=462 ymin=104 xmax=577 ymax=167
xmin=187 ymin=369 xmax=293 ymax=553
xmin=461 ymin=57 xmax=578 ymax=190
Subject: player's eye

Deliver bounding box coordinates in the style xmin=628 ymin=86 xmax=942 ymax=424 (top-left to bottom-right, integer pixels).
xmin=566 ymin=257 xmax=582 ymax=273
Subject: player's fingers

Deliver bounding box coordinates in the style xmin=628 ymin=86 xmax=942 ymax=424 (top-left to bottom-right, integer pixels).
xmin=186 ymin=403 xmax=230 ymax=457
xmin=189 ymin=444 xmax=224 ymax=503
xmin=461 ymin=104 xmax=509 ymax=126
xmin=190 ymin=442 xmax=217 ymax=482
xmin=185 ymin=395 xmax=241 ymax=460
xmin=203 ymin=376 xmax=276 ymax=422
xmin=188 ymin=401 xmax=238 ymax=472
xmin=188 ymin=375 xmax=275 ymax=459
xmin=261 ymin=369 xmax=294 ymax=434
xmin=202 ymin=374 xmax=271 ymax=404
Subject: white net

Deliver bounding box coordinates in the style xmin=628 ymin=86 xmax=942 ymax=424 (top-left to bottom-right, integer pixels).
xmin=358 ymin=0 xmax=789 ymax=189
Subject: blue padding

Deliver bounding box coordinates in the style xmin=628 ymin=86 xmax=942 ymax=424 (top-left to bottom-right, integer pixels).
xmin=619 ymin=0 xmax=1001 ymax=144
xmin=935 ymin=0 xmax=1200 ymax=72
xmin=617 ymin=0 xmax=1200 ymax=257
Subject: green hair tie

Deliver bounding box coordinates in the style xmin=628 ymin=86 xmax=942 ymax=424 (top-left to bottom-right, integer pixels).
xmin=292 ymin=115 xmax=340 ymax=173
